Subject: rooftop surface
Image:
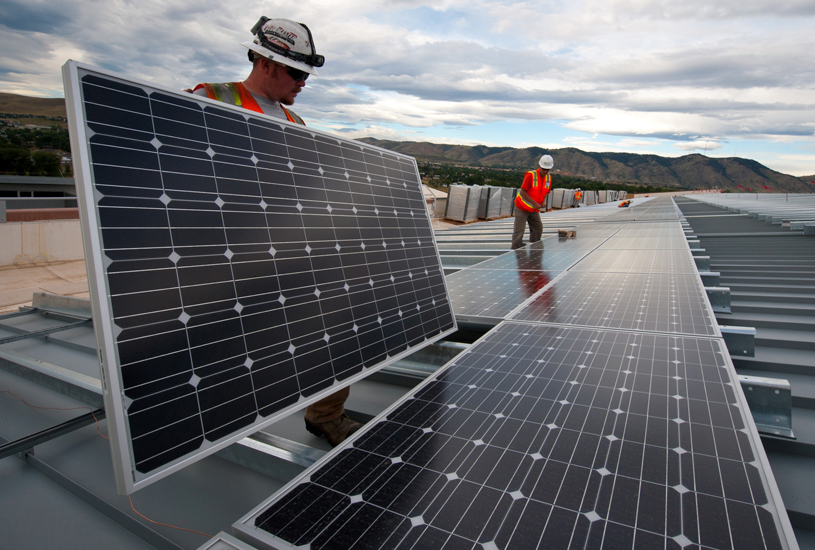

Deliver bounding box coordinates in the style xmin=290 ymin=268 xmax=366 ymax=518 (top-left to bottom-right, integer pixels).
xmin=2 ymin=195 xmax=814 ymax=549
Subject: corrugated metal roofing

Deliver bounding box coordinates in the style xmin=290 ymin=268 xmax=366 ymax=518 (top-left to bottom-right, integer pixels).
xmin=676 ymin=196 xmax=815 ymax=543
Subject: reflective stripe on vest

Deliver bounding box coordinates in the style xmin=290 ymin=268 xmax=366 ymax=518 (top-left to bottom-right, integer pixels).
xmin=528 ymin=170 xmax=551 ymax=190
xmin=193 ymin=82 xmax=305 ymax=125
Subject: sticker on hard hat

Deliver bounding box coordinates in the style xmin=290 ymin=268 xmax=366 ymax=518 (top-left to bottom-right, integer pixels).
xmin=265 ymin=25 xmax=298 ymax=46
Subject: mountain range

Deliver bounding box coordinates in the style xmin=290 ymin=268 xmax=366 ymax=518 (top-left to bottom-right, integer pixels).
xmin=358 ymin=138 xmax=815 ymax=193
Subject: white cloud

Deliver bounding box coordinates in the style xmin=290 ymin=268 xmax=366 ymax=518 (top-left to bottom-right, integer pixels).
xmin=1 ymin=0 xmax=814 ymax=174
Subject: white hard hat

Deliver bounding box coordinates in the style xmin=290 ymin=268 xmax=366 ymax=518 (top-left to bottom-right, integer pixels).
xmin=539 ymin=155 xmax=554 ymax=169
xmin=241 ymin=17 xmax=324 ymax=75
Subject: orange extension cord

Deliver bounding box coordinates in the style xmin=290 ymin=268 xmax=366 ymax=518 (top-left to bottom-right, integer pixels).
xmin=1 ymin=390 xmax=212 ymax=539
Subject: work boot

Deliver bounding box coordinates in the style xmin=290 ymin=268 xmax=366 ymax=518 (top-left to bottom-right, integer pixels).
xmin=305 ymin=413 xmax=361 ymax=447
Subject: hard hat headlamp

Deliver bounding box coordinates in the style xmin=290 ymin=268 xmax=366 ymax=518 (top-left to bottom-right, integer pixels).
xmin=251 ymin=16 xmax=325 ymax=68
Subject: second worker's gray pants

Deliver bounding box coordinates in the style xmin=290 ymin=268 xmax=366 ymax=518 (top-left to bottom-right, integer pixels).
xmin=511 ymin=209 xmax=542 ymax=249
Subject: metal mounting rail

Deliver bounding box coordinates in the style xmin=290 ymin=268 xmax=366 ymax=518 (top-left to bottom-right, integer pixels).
xmin=0 ymin=409 xmax=105 ymax=460
xmin=0 ymin=308 xmax=39 ymax=321
xmin=0 ymin=319 xmax=92 ymax=346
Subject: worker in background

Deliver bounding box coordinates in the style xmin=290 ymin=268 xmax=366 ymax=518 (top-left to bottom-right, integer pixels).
xmin=511 ymin=154 xmax=553 ymax=249
xmin=192 ymin=17 xmax=360 ymax=447
xmin=573 ymin=188 xmax=582 ymax=207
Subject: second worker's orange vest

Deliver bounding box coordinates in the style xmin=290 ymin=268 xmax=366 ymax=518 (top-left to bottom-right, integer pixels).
xmin=514 ymin=170 xmax=552 ymax=212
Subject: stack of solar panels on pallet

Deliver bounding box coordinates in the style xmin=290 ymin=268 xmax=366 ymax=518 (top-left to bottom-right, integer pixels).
xmin=62 ymin=61 xmax=457 ymax=494
xmin=236 ymin=197 xmax=796 ymax=550
xmin=476 ymin=186 xmax=503 ymax=220
xmin=550 ymin=188 xmax=574 ymax=209
xmin=583 ymin=190 xmax=597 ymax=206
xmin=544 ymin=190 xmax=553 ymax=210
xmin=445 ymin=185 xmax=480 ymax=223
xmin=499 ymin=188 xmax=517 ymax=217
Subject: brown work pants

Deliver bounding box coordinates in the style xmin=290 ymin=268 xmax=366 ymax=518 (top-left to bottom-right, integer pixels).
xmin=304 ymin=387 xmax=350 ymax=424
xmin=511 ymin=208 xmax=543 ymax=249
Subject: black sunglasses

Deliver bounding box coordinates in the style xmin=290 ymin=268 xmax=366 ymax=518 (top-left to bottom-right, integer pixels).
xmin=286 ymin=66 xmax=309 ymax=82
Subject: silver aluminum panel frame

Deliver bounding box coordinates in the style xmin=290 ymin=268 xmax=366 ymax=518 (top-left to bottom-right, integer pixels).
xmin=62 ymin=60 xmax=457 ymax=494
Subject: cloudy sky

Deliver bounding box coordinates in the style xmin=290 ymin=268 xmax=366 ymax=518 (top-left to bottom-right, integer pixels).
xmin=2 ymin=0 xmax=814 ymax=176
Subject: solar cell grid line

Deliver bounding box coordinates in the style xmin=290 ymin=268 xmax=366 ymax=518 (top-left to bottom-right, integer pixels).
xmin=235 ymin=321 xmax=796 ymax=550
xmin=569 ymin=248 xmax=698 ymax=274
xmin=63 ymin=61 xmax=457 ymax=493
xmin=509 ymin=272 xmax=719 ymax=337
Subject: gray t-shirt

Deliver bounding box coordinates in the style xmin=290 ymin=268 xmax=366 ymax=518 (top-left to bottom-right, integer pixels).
xmin=192 ymin=85 xmax=288 ymax=120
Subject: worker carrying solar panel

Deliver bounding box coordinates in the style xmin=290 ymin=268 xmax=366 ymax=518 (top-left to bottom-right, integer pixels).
xmin=511 ymin=154 xmax=554 ymax=249
xmin=192 ymin=17 xmax=323 ymax=127
xmin=192 ymin=17 xmax=361 ymax=447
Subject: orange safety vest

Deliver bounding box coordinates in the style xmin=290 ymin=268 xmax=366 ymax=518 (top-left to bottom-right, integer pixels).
xmin=574 ymin=190 xmax=582 ymax=201
xmin=514 ymin=170 xmax=552 ymax=213
xmin=192 ymin=82 xmax=305 ymax=125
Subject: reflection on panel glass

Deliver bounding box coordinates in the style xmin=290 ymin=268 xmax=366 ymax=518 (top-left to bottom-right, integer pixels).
xmin=468 ymin=241 xmax=589 ymax=273
xmin=447 ymin=268 xmax=559 ymax=322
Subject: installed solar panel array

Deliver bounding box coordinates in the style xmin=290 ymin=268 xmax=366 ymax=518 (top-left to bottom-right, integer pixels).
xmin=237 ymin=198 xmax=795 ymax=549
xmin=446 ymin=230 xmax=618 ymax=327
xmin=63 ymin=61 xmax=456 ymax=493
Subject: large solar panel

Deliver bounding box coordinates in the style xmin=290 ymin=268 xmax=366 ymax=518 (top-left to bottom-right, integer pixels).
xmin=236 ymin=322 xmax=794 ymax=549
xmin=570 ymin=248 xmax=697 ymax=274
xmin=446 ymin=268 xmax=562 ymax=327
xmin=599 ymin=199 xmax=681 ymax=223
xmin=63 ymin=61 xmax=456 ymax=493
xmin=613 ymin=222 xmax=686 ymax=239
xmin=598 ymin=236 xmax=691 ymax=250
xmin=510 ymin=272 xmax=719 ymax=336
xmin=466 ymin=241 xmax=592 ymax=272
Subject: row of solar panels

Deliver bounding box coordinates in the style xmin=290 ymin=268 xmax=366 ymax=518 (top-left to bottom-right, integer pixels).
xmin=233 ymin=198 xmax=796 ymax=549
xmin=444 ymin=185 xmax=627 ymax=223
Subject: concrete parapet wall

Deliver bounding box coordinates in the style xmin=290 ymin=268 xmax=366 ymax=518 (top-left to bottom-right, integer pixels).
xmin=0 ymin=219 xmax=85 ymax=266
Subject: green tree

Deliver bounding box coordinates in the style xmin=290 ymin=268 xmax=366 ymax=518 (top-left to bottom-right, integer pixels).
xmin=31 ymin=151 xmax=62 ymax=176
xmin=0 ymin=144 xmax=33 ymax=174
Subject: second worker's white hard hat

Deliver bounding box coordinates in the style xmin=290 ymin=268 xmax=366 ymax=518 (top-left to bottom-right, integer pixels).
xmin=241 ymin=17 xmax=324 ymax=75
xmin=539 ymin=155 xmax=554 ymax=169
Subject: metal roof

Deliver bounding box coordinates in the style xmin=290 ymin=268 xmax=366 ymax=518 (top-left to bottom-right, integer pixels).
xmin=3 ymin=195 xmax=814 ymax=548
xmin=675 ymin=195 xmax=815 ymax=545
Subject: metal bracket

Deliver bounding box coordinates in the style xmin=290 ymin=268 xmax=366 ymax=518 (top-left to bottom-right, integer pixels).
xmin=720 ymin=325 xmax=756 ymax=357
xmin=693 ymin=255 xmax=711 ymax=271
xmin=738 ymin=375 xmax=795 ymax=439
xmin=706 ymin=286 xmax=731 ymax=313
xmin=687 ymin=239 xmax=701 ymax=249
xmin=698 ymin=271 xmax=721 ymax=287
